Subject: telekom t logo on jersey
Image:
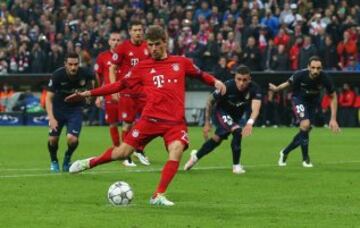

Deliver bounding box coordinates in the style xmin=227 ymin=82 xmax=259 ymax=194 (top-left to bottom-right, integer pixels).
xmin=153 ymin=75 xmax=165 ymax=88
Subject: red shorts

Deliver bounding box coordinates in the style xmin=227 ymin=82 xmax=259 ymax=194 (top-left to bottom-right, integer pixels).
xmin=124 ymin=118 xmax=189 ymax=150
xmin=119 ymin=95 xmax=145 ymax=123
xmin=104 ymin=102 xmax=120 ymax=124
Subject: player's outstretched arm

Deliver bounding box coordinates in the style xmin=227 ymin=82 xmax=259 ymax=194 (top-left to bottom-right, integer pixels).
xmin=242 ymin=99 xmax=261 ymax=137
xmin=269 ymin=81 xmax=290 ymax=92
xmin=329 ymin=92 xmax=341 ymax=133
xmin=64 ymin=91 xmax=91 ymax=103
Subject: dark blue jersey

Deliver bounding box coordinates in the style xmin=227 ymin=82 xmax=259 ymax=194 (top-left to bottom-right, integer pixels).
xmin=213 ymin=80 xmax=262 ymax=121
xmin=288 ymin=69 xmax=335 ymax=101
xmin=47 ymin=67 xmax=94 ymax=108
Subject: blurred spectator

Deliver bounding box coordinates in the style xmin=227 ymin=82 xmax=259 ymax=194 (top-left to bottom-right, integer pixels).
xmin=241 ymin=36 xmax=262 ymax=71
xmin=289 ymin=36 xmax=303 ymax=70
xmin=261 ymin=9 xmax=279 ymax=36
xmin=274 ymin=27 xmax=290 ymax=47
xmin=262 ymin=38 xmax=276 ymax=71
xmin=185 ymin=35 xmax=205 ymax=70
xmin=31 ymin=42 xmax=47 ymax=73
xmin=212 ymin=56 xmax=232 ymax=82
xmin=279 ymin=3 xmax=295 ymax=26
xmin=0 ymin=49 xmax=8 ymax=74
xmin=194 ymin=1 xmax=211 ymax=21
xmin=338 ymin=83 xmax=357 ymax=127
xmin=337 ymin=30 xmax=358 ymax=68
xmin=0 ymin=84 xmax=14 ymax=112
xmin=344 ymin=56 xmax=360 ymax=71
xmin=270 ymin=44 xmax=290 ymax=71
xmin=298 ymin=35 xmax=317 ymax=69
xmin=321 ymin=93 xmax=332 ymax=126
xmin=202 ymin=33 xmax=220 ymax=72
xmin=320 ymin=35 xmax=339 ymax=70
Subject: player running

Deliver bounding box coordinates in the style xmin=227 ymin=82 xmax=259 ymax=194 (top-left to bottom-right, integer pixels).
xmin=110 ymin=20 xmax=150 ymax=166
xmin=66 ymin=25 xmax=226 ymax=206
xmin=94 ymin=32 xmax=122 ymax=148
xmin=46 ymin=53 xmax=94 ymax=172
xmin=269 ymin=56 xmax=340 ymax=167
xmin=184 ymin=65 xmax=262 ymax=174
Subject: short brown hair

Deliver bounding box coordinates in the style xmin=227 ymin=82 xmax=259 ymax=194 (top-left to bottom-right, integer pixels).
xmin=145 ymin=25 xmax=167 ymax=42
xmin=128 ymin=20 xmax=143 ymax=30
xmin=235 ymin=65 xmax=251 ymax=75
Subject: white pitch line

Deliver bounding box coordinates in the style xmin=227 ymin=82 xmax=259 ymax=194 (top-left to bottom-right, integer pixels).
xmin=0 ymin=160 xmax=360 ymax=178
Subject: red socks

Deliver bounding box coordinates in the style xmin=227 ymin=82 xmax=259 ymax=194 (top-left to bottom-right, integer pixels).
xmin=89 ymin=147 xmax=114 ymax=168
xmin=154 ymin=160 xmax=179 ymax=196
xmin=109 ymin=126 xmax=120 ymax=146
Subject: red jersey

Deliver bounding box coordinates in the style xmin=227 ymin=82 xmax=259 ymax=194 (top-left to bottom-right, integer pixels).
xmin=111 ymin=40 xmax=150 ymax=96
xmin=94 ymin=50 xmax=116 ymax=102
xmin=92 ymin=55 xmax=216 ymax=122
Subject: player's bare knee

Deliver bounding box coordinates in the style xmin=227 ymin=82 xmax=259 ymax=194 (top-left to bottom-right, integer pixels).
xmin=167 ymin=141 xmax=185 ymax=161
xmin=212 ymin=135 xmax=222 ymax=143
xmin=113 ymin=143 xmax=134 ymax=159
xmin=48 ymin=137 xmax=59 ymax=145
xmin=66 ymin=135 xmax=78 ymax=145
xmin=300 ymin=120 xmax=311 ymax=131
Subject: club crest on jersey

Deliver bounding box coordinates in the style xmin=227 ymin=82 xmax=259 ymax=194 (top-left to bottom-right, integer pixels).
xmin=131 ymin=129 xmax=140 ymax=138
xmin=48 ymin=80 xmax=53 ymax=87
xmin=112 ymin=53 xmax=118 ymax=61
xmin=150 ymin=68 xmax=156 ymax=74
xmin=94 ymin=63 xmax=99 ymax=71
xmin=245 ymin=92 xmax=250 ymax=99
xmin=129 ymin=52 xmax=134 ymax=56
xmin=79 ymin=80 xmax=86 ymax=86
xmin=172 ymin=63 xmax=180 ymax=72
xmin=144 ymin=49 xmax=149 ymax=55
xmin=122 ymin=112 xmax=128 ymax=118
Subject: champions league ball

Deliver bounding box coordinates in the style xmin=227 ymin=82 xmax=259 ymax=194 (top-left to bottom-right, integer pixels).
xmin=107 ymin=181 xmax=133 ymax=206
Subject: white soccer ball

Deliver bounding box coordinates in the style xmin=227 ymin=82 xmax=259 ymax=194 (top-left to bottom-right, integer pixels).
xmin=107 ymin=181 xmax=134 ymax=206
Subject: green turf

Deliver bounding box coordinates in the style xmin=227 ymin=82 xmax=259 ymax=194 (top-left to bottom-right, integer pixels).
xmin=0 ymin=126 xmax=359 ymax=227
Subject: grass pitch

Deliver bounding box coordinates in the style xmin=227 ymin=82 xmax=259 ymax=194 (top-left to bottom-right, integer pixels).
xmin=0 ymin=126 xmax=359 ymax=227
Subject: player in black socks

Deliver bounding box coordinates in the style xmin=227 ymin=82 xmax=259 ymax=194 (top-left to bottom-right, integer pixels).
xmin=269 ymin=56 xmax=340 ymax=168
xmin=184 ymin=65 xmax=262 ymax=174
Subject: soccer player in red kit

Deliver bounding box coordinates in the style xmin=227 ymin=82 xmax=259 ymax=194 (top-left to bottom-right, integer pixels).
xmin=94 ymin=32 xmax=122 ymax=148
xmin=67 ymin=25 xmax=226 ymax=206
xmin=110 ymin=20 xmax=151 ymax=166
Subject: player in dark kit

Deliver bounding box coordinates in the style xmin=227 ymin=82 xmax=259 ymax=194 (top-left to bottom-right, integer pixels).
xmin=184 ymin=65 xmax=262 ymax=174
xmin=66 ymin=25 xmax=226 ymax=206
xmin=269 ymin=56 xmax=340 ymax=168
xmin=46 ymin=53 xmax=94 ymax=172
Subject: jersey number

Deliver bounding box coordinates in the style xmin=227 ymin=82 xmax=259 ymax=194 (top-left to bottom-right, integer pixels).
xmin=222 ymin=115 xmax=234 ymax=126
xmin=295 ymin=104 xmax=305 ymax=113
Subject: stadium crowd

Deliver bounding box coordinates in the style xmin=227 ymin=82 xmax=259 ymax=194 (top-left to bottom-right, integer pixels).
xmin=0 ymin=0 xmax=359 ymax=74
xmin=0 ymin=0 xmax=360 ymax=127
